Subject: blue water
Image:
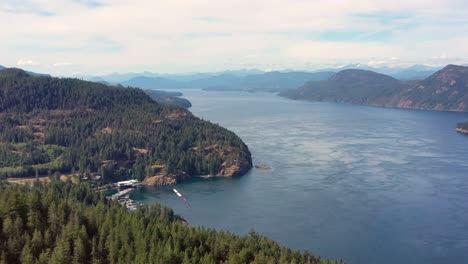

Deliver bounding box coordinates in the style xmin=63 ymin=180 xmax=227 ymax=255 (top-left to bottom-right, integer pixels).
xmin=132 ymin=90 xmax=468 ymax=264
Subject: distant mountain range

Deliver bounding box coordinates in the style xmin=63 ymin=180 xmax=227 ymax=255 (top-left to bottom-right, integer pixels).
xmin=122 ymin=76 xmax=185 ymax=89
xmin=87 ymin=64 xmax=442 ymax=91
xmin=119 ymin=71 xmax=336 ymax=92
xmin=318 ymin=63 xmax=439 ymax=77
xmin=201 ymin=71 xmax=336 ymax=92
xmin=280 ymin=64 xmax=468 ymax=112
xmin=86 ymin=69 xmax=264 ymax=84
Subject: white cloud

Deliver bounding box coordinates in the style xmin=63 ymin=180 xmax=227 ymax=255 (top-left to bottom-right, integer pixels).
xmin=1 ymin=0 xmax=468 ymax=74
xmin=17 ymin=59 xmax=38 ymax=66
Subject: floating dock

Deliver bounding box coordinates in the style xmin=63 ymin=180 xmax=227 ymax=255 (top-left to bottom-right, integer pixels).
xmin=110 ymin=188 xmax=135 ymax=200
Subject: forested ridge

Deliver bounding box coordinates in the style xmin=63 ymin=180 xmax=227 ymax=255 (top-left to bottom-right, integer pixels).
xmin=280 ymin=64 xmax=468 ymax=112
xmin=0 ymin=68 xmax=252 ymax=181
xmin=143 ymin=89 xmax=192 ymax=108
xmin=0 ymin=180 xmax=342 ymax=264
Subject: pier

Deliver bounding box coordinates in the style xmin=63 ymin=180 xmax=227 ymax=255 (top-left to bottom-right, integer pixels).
xmin=100 ymin=179 xmax=142 ymax=211
xmin=110 ymin=188 xmax=135 ymax=200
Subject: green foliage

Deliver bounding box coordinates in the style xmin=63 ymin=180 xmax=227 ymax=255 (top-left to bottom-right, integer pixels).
xmin=457 ymin=121 xmax=468 ymax=130
xmin=0 ymin=69 xmax=252 ymax=181
xmin=144 ymin=89 xmax=192 ymax=108
xmin=0 ymin=181 xmax=342 ymax=264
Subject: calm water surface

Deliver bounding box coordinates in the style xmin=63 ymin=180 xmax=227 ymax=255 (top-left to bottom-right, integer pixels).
xmin=132 ymin=90 xmax=468 ymax=264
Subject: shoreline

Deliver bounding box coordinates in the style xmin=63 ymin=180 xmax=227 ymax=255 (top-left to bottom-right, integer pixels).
xmin=455 ymin=127 xmax=468 ymax=134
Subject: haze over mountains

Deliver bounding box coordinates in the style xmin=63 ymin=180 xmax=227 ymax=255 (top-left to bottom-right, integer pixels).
xmin=118 ymin=71 xmax=336 ymax=92
xmin=281 ymin=69 xmax=406 ymax=106
xmin=87 ymin=69 xmax=264 ymax=84
xmin=86 ymin=64 xmax=442 ymax=92
xmin=2 ymin=63 xmax=467 ymax=113
xmin=281 ymin=64 xmax=468 ymax=112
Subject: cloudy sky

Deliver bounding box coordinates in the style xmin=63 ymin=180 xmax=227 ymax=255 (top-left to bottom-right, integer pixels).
xmin=1 ymin=0 xmax=468 ymax=75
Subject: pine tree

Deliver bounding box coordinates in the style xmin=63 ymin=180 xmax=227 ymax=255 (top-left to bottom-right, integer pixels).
xmin=20 ymin=241 xmax=35 ymax=264
xmin=73 ymin=236 xmax=87 ymax=264
xmin=30 ymin=229 xmax=44 ymax=258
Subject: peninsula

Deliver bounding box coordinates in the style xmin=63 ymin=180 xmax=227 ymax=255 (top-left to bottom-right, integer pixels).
xmin=0 ymin=68 xmax=252 ymax=184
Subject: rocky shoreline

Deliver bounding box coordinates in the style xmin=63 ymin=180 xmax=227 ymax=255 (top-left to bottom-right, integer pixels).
xmin=141 ymin=155 xmax=253 ymax=186
xmin=455 ymin=127 xmax=468 ymax=134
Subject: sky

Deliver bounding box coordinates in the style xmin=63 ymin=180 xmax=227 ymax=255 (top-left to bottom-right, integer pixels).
xmin=1 ymin=0 xmax=468 ymax=76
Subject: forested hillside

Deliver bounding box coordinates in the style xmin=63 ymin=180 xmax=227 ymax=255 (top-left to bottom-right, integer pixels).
xmin=0 ymin=180 xmax=341 ymax=264
xmin=144 ymin=89 xmax=192 ymax=108
xmin=388 ymin=64 xmax=468 ymax=111
xmin=279 ymin=69 xmax=405 ymax=105
xmin=280 ymin=64 xmax=468 ymax=112
xmin=0 ymin=69 xmax=252 ymax=182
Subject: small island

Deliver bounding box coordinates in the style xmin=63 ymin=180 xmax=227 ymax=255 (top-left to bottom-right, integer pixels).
xmin=456 ymin=121 xmax=468 ymax=134
xmin=255 ymin=164 xmax=272 ymax=170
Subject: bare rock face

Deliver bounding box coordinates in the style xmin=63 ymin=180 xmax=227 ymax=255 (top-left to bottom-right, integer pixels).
xmin=217 ymin=158 xmax=252 ymax=177
xmin=193 ymin=144 xmax=253 ymax=177
xmin=216 ymin=148 xmax=252 ymax=177
xmin=142 ymin=175 xmax=177 ymax=186
xmin=142 ymin=171 xmax=190 ymax=186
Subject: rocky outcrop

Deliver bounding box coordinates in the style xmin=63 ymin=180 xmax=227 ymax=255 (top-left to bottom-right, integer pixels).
xmin=193 ymin=144 xmax=253 ymax=177
xmin=217 ymin=158 xmax=252 ymax=177
xmin=141 ymin=144 xmax=252 ymax=185
xmin=455 ymin=127 xmax=468 ymax=134
xmin=255 ymin=164 xmax=271 ymax=170
xmin=142 ymin=171 xmax=190 ymax=186
xmin=455 ymin=121 xmax=468 ymax=134
xmin=141 ymin=156 xmax=252 ymax=186
xmin=142 ymin=175 xmax=177 ymax=186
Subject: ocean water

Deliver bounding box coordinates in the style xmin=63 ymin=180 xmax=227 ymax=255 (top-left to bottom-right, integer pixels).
xmin=132 ymin=90 xmax=468 ymax=264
